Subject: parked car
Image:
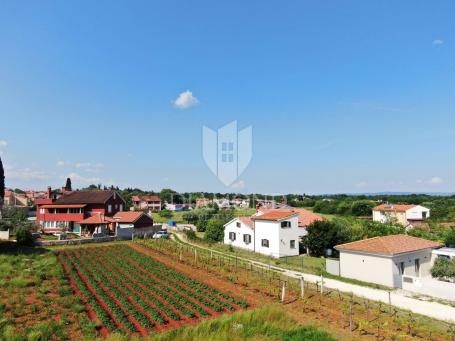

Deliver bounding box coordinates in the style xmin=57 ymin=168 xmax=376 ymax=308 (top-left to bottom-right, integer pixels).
xmin=152 ymin=230 xmax=169 ymax=239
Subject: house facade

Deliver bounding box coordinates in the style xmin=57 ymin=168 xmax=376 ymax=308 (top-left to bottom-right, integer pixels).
xmin=224 ymin=210 xmax=304 ymax=257
xmin=112 ymin=211 xmax=157 ymax=239
xmin=373 ymin=204 xmax=430 ymax=227
xmin=35 ymin=187 xmax=125 ymax=235
xmin=335 ymin=235 xmax=443 ymax=288
xmin=132 ymin=195 xmax=161 ymax=211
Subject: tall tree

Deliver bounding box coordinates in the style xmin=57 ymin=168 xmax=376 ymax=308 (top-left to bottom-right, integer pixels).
xmin=0 ymin=156 xmax=4 ymax=219
xmin=65 ymin=177 xmax=72 ymax=191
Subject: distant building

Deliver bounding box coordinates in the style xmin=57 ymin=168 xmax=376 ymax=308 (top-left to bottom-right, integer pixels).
xmin=165 ymin=203 xmax=192 ymax=212
xmin=196 ymin=197 xmax=250 ymax=209
xmin=132 ymin=195 xmax=161 ymax=211
xmin=195 ymin=198 xmax=211 ymax=208
xmin=36 ymin=187 xmax=125 ymax=235
xmin=335 ymin=235 xmax=443 ymax=288
xmin=3 ymin=190 xmax=28 ymax=207
xmin=373 ymin=204 xmax=430 ymax=227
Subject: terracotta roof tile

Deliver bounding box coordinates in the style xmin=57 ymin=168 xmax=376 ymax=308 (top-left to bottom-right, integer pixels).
xmin=259 ymin=208 xmax=323 ymax=227
xmin=238 ymin=217 xmax=254 ymax=228
xmin=373 ymin=204 xmax=417 ymax=213
xmin=113 ymin=211 xmax=147 ymax=223
xmin=252 ymin=210 xmax=298 ymax=221
xmin=78 ymin=214 xmax=115 ymax=225
xmin=335 ymin=234 xmax=443 ymax=256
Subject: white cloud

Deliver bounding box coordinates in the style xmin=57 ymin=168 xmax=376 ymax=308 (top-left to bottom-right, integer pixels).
xmin=173 ymin=90 xmax=199 ymax=109
xmin=433 ymin=39 xmax=444 ymax=45
xmin=65 ymin=172 xmax=101 ymax=184
xmin=56 ymin=160 xmax=68 ymax=167
xmin=231 ymin=180 xmax=245 ymax=189
xmin=75 ymin=162 xmax=104 ymax=172
xmin=5 ymin=166 xmax=52 ymax=181
xmin=0 ymin=140 xmax=7 ymax=148
xmin=430 ymin=176 xmax=444 ymax=185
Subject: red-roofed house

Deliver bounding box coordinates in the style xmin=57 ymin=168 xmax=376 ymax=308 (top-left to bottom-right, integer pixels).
xmin=224 ymin=209 xmax=304 ymax=257
xmin=132 ymin=195 xmax=161 ymax=211
xmin=36 ymin=186 xmax=125 ymax=235
xmin=112 ymin=211 xmax=156 ymax=238
xmin=373 ymin=204 xmax=430 ymax=227
xmin=334 ymin=235 xmax=443 ymax=288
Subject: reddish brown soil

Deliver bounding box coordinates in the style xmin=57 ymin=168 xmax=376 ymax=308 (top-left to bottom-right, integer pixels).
xmin=58 ymin=254 xmax=110 ymax=338
xmin=80 ymin=248 xmax=180 ymax=332
xmin=67 ymin=249 xmax=149 ymax=336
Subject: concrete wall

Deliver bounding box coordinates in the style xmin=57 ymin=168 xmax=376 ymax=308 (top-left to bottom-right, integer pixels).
xmin=0 ymin=230 xmax=10 ymax=240
xmin=339 ymin=251 xmax=395 ymax=287
xmin=406 ymin=206 xmax=430 ymax=220
xmin=116 ymin=224 xmax=158 ymax=240
xmin=35 ymin=236 xmax=117 ymax=246
xmin=326 ymin=258 xmax=340 ymax=276
xmin=339 ymin=248 xmax=434 ymax=288
xmin=402 ymin=276 xmax=455 ymax=301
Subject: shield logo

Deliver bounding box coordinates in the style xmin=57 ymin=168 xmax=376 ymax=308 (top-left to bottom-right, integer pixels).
xmin=202 ymin=121 xmax=252 ymax=186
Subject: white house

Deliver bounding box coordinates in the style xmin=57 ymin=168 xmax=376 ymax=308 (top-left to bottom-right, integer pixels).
xmin=372 ymin=204 xmax=430 ymax=227
xmin=223 ymin=210 xmax=305 ymax=257
xmin=334 ymin=235 xmax=443 ymax=288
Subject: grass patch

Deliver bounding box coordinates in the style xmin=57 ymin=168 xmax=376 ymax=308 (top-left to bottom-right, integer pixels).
xmin=103 ymin=306 xmax=335 ymax=341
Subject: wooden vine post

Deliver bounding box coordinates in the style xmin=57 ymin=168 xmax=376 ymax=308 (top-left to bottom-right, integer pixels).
xmin=300 ymin=276 xmax=305 ymax=299
xmin=281 ymin=280 xmax=286 ymax=303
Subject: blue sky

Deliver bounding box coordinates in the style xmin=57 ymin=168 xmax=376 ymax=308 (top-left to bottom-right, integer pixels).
xmin=0 ymin=1 xmax=454 ymax=194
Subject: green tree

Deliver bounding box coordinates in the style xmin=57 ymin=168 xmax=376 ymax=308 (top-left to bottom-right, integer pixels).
xmin=158 ymin=209 xmax=173 ymax=219
xmin=303 ymin=220 xmax=349 ymax=257
xmin=431 ymin=257 xmax=455 ymax=280
xmin=65 ymin=177 xmax=72 ymax=191
xmin=351 ymin=200 xmax=375 ymax=216
xmin=362 ymin=221 xmax=405 ymax=238
xmin=204 ymin=220 xmax=225 ymax=243
xmin=0 ymin=156 xmax=4 ymax=217
xmin=16 ymin=226 xmax=33 ymax=246
xmin=444 ymin=227 xmax=455 ymax=248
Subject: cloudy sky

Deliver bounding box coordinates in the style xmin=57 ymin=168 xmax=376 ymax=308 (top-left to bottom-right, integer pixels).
xmin=0 ymin=1 xmax=454 ymax=194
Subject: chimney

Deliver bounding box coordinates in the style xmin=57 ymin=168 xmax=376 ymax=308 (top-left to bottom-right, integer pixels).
xmin=47 ymin=186 xmax=52 ymax=199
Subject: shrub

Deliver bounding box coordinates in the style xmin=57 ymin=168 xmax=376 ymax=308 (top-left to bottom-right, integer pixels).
xmin=444 ymin=227 xmax=455 ymax=247
xmin=158 ymin=209 xmax=173 ymax=219
xmin=204 ymin=220 xmax=225 ymax=243
xmin=351 ymin=200 xmax=375 ymax=216
xmin=184 ymin=229 xmax=197 ymax=240
xmin=16 ymin=226 xmax=33 ymax=246
xmin=303 ymin=220 xmax=349 ymax=257
xmin=431 ymin=257 xmax=455 ymax=280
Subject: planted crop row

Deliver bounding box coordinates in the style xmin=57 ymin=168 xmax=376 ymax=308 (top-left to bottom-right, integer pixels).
xmin=80 ymin=248 xmax=181 ymax=323
xmin=58 ymin=253 xmax=119 ymax=332
xmin=67 ymin=250 xmax=138 ymax=333
xmin=131 ymin=243 xmax=248 ymax=309
xmin=111 ymin=245 xmax=234 ymax=313
xmin=87 ymin=247 xmax=202 ymax=318
xmin=74 ymin=250 xmax=159 ymax=328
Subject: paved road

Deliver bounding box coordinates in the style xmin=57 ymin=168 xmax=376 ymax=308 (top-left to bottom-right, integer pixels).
xmin=172 ymin=233 xmax=455 ymax=323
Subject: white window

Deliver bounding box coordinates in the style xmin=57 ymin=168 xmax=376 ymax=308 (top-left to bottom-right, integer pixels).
xmin=243 ymin=234 xmax=251 ymax=244
xmin=290 ymin=240 xmax=296 ymax=249
xmin=40 ymin=208 xmax=45 ymax=214
xmin=229 ymin=232 xmax=236 ymax=241
xmin=281 ymin=221 xmax=291 ymax=228
xmin=108 ymin=205 xmax=112 ymax=213
xmin=119 ymin=204 xmax=123 ymax=211
xmin=261 ymin=239 xmax=269 ymax=248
